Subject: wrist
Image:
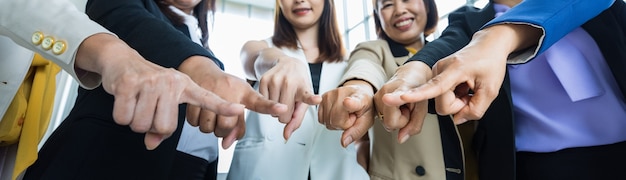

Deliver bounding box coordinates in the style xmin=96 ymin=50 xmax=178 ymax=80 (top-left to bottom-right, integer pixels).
xmin=394 ymin=61 xmax=432 ymax=84
xmin=75 ymin=33 xmax=129 ymax=75
xmin=179 ymin=56 xmax=223 ymax=83
xmin=343 ymin=79 xmax=375 ymax=94
xmin=476 ymin=24 xmax=541 ymax=54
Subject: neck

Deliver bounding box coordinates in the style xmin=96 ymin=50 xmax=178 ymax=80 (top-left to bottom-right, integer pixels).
xmin=294 ymin=25 xmax=320 ymax=50
xmin=404 ymin=34 xmax=425 ymax=51
xmin=181 ymin=8 xmax=193 ymax=15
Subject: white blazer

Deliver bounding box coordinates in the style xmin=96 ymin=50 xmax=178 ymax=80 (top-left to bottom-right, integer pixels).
xmin=0 ymin=0 xmax=110 ymax=90
xmin=0 ymin=1 xmax=110 ymax=178
xmin=227 ymin=39 xmax=369 ymax=180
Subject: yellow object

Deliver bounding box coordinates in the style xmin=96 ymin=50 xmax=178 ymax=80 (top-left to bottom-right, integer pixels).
xmin=406 ymin=47 xmax=418 ymax=55
xmin=52 ymin=41 xmax=67 ymax=55
xmin=0 ymin=53 xmax=60 ymax=180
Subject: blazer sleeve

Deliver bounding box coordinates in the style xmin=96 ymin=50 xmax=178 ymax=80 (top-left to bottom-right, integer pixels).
xmin=85 ymin=0 xmax=222 ymax=70
xmin=339 ymin=40 xmax=389 ymax=91
xmin=0 ymin=0 xmax=112 ymax=89
xmin=406 ymin=6 xmax=482 ymax=67
xmin=483 ymin=0 xmax=615 ymax=62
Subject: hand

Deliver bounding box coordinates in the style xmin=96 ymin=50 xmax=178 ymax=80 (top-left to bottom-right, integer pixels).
xmin=256 ymin=56 xmax=321 ymax=140
xmin=180 ymin=56 xmax=288 ymax=149
xmin=383 ymin=24 xmax=540 ymax=124
xmin=375 ymin=61 xmax=431 ymax=143
xmin=75 ymin=34 xmax=246 ymax=150
xmin=318 ymin=80 xmax=375 ymax=147
xmin=385 ymin=31 xmax=509 ymax=124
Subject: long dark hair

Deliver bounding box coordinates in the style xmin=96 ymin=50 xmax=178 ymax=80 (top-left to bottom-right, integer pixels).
xmin=272 ymin=0 xmax=345 ymax=63
xmin=373 ymin=0 xmax=438 ymax=40
xmin=156 ymin=0 xmax=215 ymax=48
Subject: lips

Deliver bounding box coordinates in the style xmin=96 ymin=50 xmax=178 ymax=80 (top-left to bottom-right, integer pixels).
xmin=293 ymin=8 xmax=312 ymax=15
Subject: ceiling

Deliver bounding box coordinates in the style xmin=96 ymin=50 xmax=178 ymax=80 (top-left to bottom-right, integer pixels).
xmin=226 ymin=0 xmax=276 ymax=9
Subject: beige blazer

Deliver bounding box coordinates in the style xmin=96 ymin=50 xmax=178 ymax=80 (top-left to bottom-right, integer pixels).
xmin=340 ymin=39 xmax=449 ymax=180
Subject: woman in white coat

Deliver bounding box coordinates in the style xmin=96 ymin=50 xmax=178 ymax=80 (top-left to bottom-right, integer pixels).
xmin=227 ymin=0 xmax=369 ymax=179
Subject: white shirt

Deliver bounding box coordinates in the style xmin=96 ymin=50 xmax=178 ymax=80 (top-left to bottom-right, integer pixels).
xmin=169 ymin=5 xmax=218 ymax=163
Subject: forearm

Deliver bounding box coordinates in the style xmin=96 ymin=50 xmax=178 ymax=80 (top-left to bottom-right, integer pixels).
xmin=340 ymin=42 xmax=387 ymax=91
xmin=393 ymin=61 xmax=432 ymax=85
xmin=179 ymin=55 xmax=224 ymax=84
xmin=74 ymin=33 xmax=133 ymax=87
xmin=471 ymin=24 xmax=542 ymax=58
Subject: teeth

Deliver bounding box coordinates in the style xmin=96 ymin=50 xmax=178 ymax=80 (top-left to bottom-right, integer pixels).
xmin=395 ymin=19 xmax=412 ymax=27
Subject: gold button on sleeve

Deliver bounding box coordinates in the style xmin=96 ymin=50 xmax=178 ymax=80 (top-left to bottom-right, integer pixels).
xmin=52 ymin=41 xmax=67 ymax=55
xmin=41 ymin=36 xmax=55 ymax=50
xmin=31 ymin=31 xmax=44 ymax=45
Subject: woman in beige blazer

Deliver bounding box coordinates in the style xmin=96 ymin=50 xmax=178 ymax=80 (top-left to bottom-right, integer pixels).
xmin=318 ymin=0 xmax=469 ymax=179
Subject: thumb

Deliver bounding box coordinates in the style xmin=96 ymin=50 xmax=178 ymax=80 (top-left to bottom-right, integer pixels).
xmin=221 ymin=127 xmax=240 ymax=149
xmin=341 ymin=115 xmax=373 ymax=148
xmin=299 ymin=89 xmax=322 ymax=105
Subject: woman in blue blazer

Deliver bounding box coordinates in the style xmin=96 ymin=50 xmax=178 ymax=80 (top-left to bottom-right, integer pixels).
xmin=379 ymin=0 xmax=625 ymax=179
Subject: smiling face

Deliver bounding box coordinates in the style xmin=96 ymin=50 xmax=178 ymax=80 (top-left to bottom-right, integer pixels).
xmin=376 ymin=0 xmax=428 ymax=45
xmin=278 ymin=0 xmax=325 ymax=30
xmin=166 ymin=0 xmax=202 ymax=14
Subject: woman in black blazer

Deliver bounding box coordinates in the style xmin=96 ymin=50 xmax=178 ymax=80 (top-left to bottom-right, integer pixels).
xmin=23 ymin=0 xmax=284 ymax=179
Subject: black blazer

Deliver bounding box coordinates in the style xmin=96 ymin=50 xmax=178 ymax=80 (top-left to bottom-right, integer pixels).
xmin=407 ymin=1 xmax=626 ymax=179
xmin=25 ymin=0 xmax=221 ymax=179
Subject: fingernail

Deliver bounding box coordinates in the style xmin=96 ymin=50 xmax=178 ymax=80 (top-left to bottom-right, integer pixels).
xmin=284 ymin=131 xmax=291 ymax=143
xmin=454 ymin=118 xmax=468 ymax=125
xmin=400 ymin=134 xmax=410 ymax=144
xmin=342 ymin=136 xmax=353 ymax=147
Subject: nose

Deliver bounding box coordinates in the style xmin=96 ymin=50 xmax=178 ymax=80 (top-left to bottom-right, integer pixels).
xmin=393 ymin=1 xmax=407 ymax=16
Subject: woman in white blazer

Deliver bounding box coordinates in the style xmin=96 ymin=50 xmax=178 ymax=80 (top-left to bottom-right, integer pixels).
xmin=0 ymin=0 xmax=272 ymax=179
xmin=227 ymin=0 xmax=368 ymax=179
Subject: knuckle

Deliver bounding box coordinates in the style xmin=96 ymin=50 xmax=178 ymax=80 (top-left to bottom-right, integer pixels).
xmin=199 ymin=124 xmax=214 ymax=133
xmin=408 ymin=125 xmax=422 ymax=135
xmin=467 ymin=109 xmax=485 ymax=120
xmin=129 ymin=124 xmax=150 ymax=133
xmin=385 ymin=119 xmax=406 ymax=130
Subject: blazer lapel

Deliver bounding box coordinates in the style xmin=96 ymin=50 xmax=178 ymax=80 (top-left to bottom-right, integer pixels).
xmin=318 ymin=61 xmax=347 ymax=95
